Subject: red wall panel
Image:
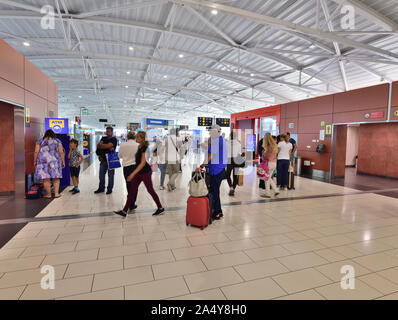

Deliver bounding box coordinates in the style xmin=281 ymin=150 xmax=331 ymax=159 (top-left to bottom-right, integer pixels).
xmin=0 ymin=102 xmax=15 ymax=191
xmin=25 ymin=91 xmax=46 ymax=120
xmin=24 ymin=59 xmax=48 ymax=99
xmin=299 ymin=95 xmax=333 ymax=116
xmin=297 ymin=134 xmax=331 ymax=153
xmin=298 ymin=114 xmax=333 ymax=134
xmin=333 ymin=84 xmax=389 ymax=113
xmin=299 ymin=150 xmax=331 ymax=172
xmin=47 ymin=78 xmax=58 ymax=104
xmin=333 ymin=125 xmax=347 ymax=177
xmin=391 ymin=81 xmax=398 ymax=120
xmin=333 ymin=107 xmax=387 ymax=123
xmin=284 ymin=102 xmax=299 ymax=119
xmin=357 ymin=123 xmax=398 ymax=178
xmin=0 ymin=78 xmax=25 ymax=106
xmin=284 ymin=118 xmax=298 ymax=134
xmin=0 ymin=38 xmax=24 ymax=88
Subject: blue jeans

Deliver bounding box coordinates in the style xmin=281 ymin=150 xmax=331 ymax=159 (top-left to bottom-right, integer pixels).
xmin=209 ymin=169 xmax=225 ymax=218
xmin=277 ymin=159 xmax=290 ymax=187
xmin=159 ymin=164 xmax=167 ymax=187
xmin=99 ymin=161 xmax=115 ymax=192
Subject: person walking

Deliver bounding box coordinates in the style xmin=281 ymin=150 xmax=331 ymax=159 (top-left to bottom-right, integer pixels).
xmin=118 ymin=131 xmax=139 ymax=212
xmin=154 ymin=137 xmax=167 ymax=190
xmin=94 ymin=126 xmax=118 ymax=195
xmin=277 ymin=134 xmax=293 ymax=191
xmin=114 ymin=131 xmax=165 ymax=217
xmin=34 ymin=129 xmax=65 ymax=198
xmin=226 ymin=131 xmax=242 ymax=196
xmin=260 ymin=134 xmax=280 ymax=198
xmin=196 ymin=124 xmax=228 ymax=220
xmin=165 ymin=128 xmax=183 ymax=191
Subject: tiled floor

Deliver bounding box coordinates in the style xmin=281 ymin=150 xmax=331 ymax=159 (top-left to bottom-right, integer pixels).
xmin=1 ymin=158 xmax=398 ymax=300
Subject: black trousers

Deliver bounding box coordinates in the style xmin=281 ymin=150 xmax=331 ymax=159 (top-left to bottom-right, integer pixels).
xmin=226 ymin=164 xmax=238 ymax=189
xmin=123 ymin=165 xmax=138 ymax=209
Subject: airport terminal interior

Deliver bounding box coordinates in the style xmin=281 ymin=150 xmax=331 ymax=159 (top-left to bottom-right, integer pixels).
xmin=1 ymin=0 xmax=398 ymax=301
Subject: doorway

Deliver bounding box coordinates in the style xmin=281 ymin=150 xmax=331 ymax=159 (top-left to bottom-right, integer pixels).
xmin=0 ymin=101 xmax=25 ymax=196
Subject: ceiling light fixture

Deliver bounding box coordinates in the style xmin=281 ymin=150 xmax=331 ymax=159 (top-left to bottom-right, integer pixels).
xmin=179 ymin=54 xmax=184 ymax=58
xmin=125 ymin=85 xmax=129 ymax=89
xmin=23 ymin=42 xmax=30 ymax=47
xmin=78 ymin=96 xmax=82 ymax=98
xmin=129 ymin=46 xmax=134 ymax=51
xmin=250 ymin=73 xmax=254 ymax=77
xmin=126 ymin=71 xmax=131 ymax=74
xmin=211 ymin=9 xmax=218 ymax=15
xmin=163 ymin=75 xmax=168 ymax=79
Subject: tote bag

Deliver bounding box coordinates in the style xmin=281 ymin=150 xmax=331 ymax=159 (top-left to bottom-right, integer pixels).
xmin=106 ymin=152 xmax=122 ymax=170
xmin=189 ymin=172 xmax=208 ymax=197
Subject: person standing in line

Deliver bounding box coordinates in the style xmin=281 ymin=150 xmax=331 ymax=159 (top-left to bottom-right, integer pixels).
xmin=114 ymin=131 xmax=165 ymax=217
xmin=286 ymin=132 xmax=297 ymax=167
xmin=196 ymin=124 xmax=228 ymax=220
xmin=226 ymin=131 xmax=242 ymax=196
xmin=68 ymin=139 xmax=83 ymax=194
xmin=261 ymin=134 xmax=280 ymax=198
xmin=94 ymin=126 xmax=118 ymax=195
xmin=258 ymin=133 xmax=270 ymax=192
xmin=165 ymin=128 xmax=183 ymax=191
xmin=118 ymin=131 xmax=139 ymax=212
xmin=277 ymin=134 xmax=293 ymax=191
xmin=34 ymin=129 xmax=65 ymax=198
xmin=153 ymin=136 xmax=167 ymax=190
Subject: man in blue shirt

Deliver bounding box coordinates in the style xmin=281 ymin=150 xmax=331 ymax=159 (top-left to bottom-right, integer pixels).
xmin=196 ymin=124 xmax=228 ymax=220
xmin=286 ymin=132 xmax=297 ymax=164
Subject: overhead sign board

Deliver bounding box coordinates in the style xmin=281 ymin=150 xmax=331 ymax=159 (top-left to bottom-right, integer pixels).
xmin=99 ymin=119 xmax=108 ymax=122
xmin=198 ymin=117 xmax=213 ymax=127
xmin=45 ymin=118 xmax=69 ymax=134
xmin=105 ymin=124 xmax=116 ymax=128
xmin=127 ymin=122 xmax=140 ymax=131
xmin=216 ymin=118 xmax=230 ymax=127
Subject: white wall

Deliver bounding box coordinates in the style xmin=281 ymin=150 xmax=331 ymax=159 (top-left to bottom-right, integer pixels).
xmin=346 ymin=126 xmax=359 ymax=166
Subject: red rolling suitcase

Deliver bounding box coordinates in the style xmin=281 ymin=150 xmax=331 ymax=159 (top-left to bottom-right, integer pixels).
xmin=186 ymin=196 xmax=210 ymax=230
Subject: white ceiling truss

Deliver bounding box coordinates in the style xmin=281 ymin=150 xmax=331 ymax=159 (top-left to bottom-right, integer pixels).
xmin=0 ymin=0 xmax=397 ymax=128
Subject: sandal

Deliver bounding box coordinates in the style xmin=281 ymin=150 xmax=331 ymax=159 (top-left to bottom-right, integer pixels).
xmin=54 ymin=194 xmax=61 ymax=198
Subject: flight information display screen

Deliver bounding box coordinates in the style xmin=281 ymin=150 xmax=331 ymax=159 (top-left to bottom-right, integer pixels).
xmin=198 ymin=117 xmax=213 ymax=127
xmin=216 ymin=118 xmax=230 ymax=127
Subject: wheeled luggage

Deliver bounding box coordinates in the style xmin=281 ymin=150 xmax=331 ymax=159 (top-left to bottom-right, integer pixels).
xmin=186 ymin=196 xmax=211 ymax=230
xmin=288 ymin=164 xmax=295 ymax=190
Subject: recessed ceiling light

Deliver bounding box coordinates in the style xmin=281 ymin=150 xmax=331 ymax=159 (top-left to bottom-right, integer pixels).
xmin=125 ymin=85 xmax=129 ymax=89
xmin=129 ymin=46 xmax=134 ymax=51
xmin=78 ymin=96 xmax=82 ymax=98
xmin=163 ymin=75 xmax=168 ymax=79
xmin=23 ymin=42 xmax=30 ymax=47
xmin=179 ymin=54 xmax=184 ymax=58
xmin=126 ymin=71 xmax=131 ymax=74
xmin=250 ymin=73 xmax=254 ymax=77
xmin=211 ymin=9 xmax=218 ymax=15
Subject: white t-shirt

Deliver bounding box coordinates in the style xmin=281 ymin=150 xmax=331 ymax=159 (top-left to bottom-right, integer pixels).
xmin=277 ymin=141 xmax=293 ymax=160
xmin=118 ymin=140 xmax=139 ymax=167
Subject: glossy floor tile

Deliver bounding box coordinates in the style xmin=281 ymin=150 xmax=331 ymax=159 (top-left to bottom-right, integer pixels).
xmin=1 ymin=159 xmax=398 ymax=300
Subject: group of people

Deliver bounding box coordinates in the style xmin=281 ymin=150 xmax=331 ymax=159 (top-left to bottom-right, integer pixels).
xmin=258 ymin=132 xmax=297 ymax=198
xmin=33 ymin=125 xmax=297 ymax=224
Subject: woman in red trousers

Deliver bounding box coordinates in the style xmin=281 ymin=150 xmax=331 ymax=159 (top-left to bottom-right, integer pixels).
xmin=114 ymin=131 xmax=165 ymax=217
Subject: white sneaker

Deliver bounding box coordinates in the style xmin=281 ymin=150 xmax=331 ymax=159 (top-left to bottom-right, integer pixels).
xmin=159 ymin=186 xmax=165 ymax=190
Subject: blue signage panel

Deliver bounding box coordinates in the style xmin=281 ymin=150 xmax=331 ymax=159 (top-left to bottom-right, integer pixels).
xmin=146 ymin=118 xmax=169 ymax=126
xmin=45 ymin=118 xmax=69 ymax=134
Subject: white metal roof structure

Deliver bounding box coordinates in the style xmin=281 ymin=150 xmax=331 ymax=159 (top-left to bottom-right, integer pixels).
xmin=0 ymin=0 xmax=397 ymax=128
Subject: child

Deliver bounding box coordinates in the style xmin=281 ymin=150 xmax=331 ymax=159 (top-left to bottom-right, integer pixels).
xmin=67 ymin=139 xmax=84 ymax=194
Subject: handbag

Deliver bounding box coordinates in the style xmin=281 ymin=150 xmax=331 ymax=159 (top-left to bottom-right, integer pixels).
xmin=257 ymin=155 xmax=270 ymax=181
xmin=106 ymin=152 xmax=121 ymax=170
xmin=151 ymin=156 xmax=159 ymax=172
xmin=188 ymin=171 xmax=208 ymax=197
